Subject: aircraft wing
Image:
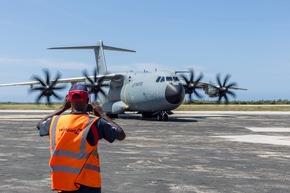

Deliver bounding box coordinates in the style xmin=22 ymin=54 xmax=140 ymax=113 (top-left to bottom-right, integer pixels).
xmin=196 ymin=81 xmax=247 ymax=90
xmin=0 ymin=77 xmax=84 ymax=87
xmin=175 ymin=70 xmax=247 ymax=91
xmin=0 ymin=74 xmax=124 ymax=87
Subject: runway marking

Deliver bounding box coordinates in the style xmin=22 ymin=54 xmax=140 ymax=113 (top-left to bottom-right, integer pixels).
xmin=258 ymin=153 xmax=290 ymax=159
xmin=216 ymin=135 xmax=290 ymax=146
xmin=246 ymin=127 xmax=290 ymax=132
xmin=0 ymin=119 xmax=40 ymax=121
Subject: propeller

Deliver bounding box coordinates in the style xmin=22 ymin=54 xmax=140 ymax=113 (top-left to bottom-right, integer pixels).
xmin=180 ymin=69 xmax=204 ymax=102
xmin=82 ymin=68 xmax=109 ymax=101
xmin=30 ymin=69 xmax=66 ymax=105
xmin=215 ymin=73 xmax=237 ymax=104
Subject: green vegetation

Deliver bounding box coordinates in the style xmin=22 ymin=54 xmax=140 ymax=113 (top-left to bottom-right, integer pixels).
xmin=0 ymin=102 xmax=62 ymax=110
xmin=183 ymin=99 xmax=290 ymax=105
xmin=176 ymin=104 xmax=290 ymax=111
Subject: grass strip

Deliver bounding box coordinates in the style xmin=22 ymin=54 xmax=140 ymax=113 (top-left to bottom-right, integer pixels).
xmin=0 ymin=103 xmax=290 ymax=111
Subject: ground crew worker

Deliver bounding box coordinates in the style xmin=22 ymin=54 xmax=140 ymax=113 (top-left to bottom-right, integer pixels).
xmin=37 ymin=84 xmax=126 ymax=193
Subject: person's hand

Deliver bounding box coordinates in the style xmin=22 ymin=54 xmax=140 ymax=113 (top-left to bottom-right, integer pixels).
xmin=90 ymin=102 xmax=105 ymax=117
xmin=62 ymin=95 xmax=71 ymax=110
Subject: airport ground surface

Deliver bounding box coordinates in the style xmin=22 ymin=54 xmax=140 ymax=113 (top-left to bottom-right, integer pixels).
xmin=1 ymin=110 xmax=290 ymax=193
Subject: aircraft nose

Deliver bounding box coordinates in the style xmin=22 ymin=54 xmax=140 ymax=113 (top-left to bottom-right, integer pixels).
xmin=165 ymin=84 xmax=185 ymax=104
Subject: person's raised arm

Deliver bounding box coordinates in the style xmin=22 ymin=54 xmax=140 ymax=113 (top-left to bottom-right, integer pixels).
xmin=90 ymin=103 xmax=126 ymax=141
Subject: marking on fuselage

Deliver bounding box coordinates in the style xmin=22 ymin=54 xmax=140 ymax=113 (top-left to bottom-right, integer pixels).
xmin=123 ymin=84 xmax=129 ymax=104
xmin=131 ymin=82 xmax=143 ymax=87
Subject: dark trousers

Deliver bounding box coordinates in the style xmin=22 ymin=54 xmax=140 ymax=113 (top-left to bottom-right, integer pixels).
xmin=61 ymin=185 xmax=101 ymax=193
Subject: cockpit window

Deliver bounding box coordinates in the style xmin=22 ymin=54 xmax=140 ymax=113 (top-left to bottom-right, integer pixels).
xmin=166 ymin=77 xmax=173 ymax=81
xmin=156 ymin=76 xmax=179 ymax=83
xmin=156 ymin=76 xmax=161 ymax=82
xmin=173 ymin=77 xmax=179 ymax=81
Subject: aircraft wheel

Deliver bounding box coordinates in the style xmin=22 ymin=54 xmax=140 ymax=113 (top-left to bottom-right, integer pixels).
xmin=142 ymin=113 xmax=151 ymax=119
xmin=156 ymin=114 xmax=163 ymax=121
xmin=163 ymin=114 xmax=168 ymax=121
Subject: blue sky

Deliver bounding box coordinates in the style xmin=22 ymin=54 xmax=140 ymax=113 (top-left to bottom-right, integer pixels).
xmin=0 ymin=0 xmax=289 ymax=102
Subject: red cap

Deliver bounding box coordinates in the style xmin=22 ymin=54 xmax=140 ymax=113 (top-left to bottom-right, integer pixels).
xmin=68 ymin=84 xmax=89 ymax=102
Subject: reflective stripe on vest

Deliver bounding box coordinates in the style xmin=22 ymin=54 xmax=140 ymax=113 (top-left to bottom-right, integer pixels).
xmin=50 ymin=164 xmax=100 ymax=173
xmin=50 ymin=115 xmax=97 ymax=161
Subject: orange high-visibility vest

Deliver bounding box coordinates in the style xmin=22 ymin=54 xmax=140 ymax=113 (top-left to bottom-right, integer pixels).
xmin=49 ymin=114 xmax=101 ymax=191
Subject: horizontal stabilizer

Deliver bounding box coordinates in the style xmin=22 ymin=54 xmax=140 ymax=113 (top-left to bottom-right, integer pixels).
xmin=48 ymin=45 xmax=136 ymax=53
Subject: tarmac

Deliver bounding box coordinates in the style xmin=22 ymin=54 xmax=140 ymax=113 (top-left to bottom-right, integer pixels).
xmin=1 ymin=110 xmax=290 ymax=193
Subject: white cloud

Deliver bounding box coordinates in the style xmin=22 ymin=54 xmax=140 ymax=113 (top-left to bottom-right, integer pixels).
xmin=0 ymin=56 xmax=91 ymax=70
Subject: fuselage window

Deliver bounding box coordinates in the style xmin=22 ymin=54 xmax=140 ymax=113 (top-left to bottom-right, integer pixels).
xmin=156 ymin=76 xmax=161 ymax=82
xmin=160 ymin=76 xmax=165 ymax=82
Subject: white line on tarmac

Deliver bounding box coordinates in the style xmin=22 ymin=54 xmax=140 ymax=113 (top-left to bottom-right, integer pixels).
xmin=216 ymin=135 xmax=290 ymax=146
xmin=246 ymin=127 xmax=290 ymax=132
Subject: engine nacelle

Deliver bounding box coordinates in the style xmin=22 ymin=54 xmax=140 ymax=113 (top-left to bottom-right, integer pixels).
xmin=102 ymin=101 xmax=128 ymax=114
xmin=203 ymin=84 xmax=219 ymax=98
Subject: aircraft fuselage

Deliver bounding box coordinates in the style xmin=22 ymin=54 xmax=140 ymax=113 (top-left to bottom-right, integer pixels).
xmin=102 ymin=70 xmax=185 ymax=114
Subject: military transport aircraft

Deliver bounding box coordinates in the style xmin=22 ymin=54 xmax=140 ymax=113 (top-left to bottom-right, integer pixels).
xmin=0 ymin=40 xmax=246 ymax=121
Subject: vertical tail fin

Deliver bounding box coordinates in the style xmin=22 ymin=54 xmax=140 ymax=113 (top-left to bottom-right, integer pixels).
xmin=94 ymin=40 xmax=107 ymax=74
xmin=48 ymin=40 xmax=136 ymax=75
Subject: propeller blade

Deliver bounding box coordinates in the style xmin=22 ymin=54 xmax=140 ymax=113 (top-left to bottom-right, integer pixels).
xmin=223 ymin=74 xmax=231 ymax=87
xmin=44 ymin=69 xmax=50 ymax=86
xmin=224 ymin=94 xmax=229 ymax=104
xmin=31 ymin=75 xmax=46 ymax=87
xmin=193 ymin=89 xmax=202 ymax=99
xmin=189 ymin=69 xmax=194 ymax=83
xmin=226 ymin=82 xmax=237 ymax=89
xmin=94 ymin=68 xmax=98 ymax=83
xmin=46 ymin=95 xmax=51 ymax=105
xmin=36 ymin=93 xmax=43 ymax=103
xmin=188 ymin=93 xmax=192 ymax=102
xmin=216 ymin=74 xmax=222 ymax=87
xmin=50 ymin=72 xmax=61 ymax=88
xmin=99 ymin=88 xmax=106 ymax=97
xmin=30 ymin=69 xmax=66 ymax=105
xmin=227 ymin=90 xmax=236 ymax=98
xmin=180 ymin=68 xmax=204 ymax=101
xmin=83 ymin=67 xmax=109 ymax=101
xmin=195 ymin=73 xmax=204 ymax=84
xmin=180 ymin=74 xmax=190 ymax=85
xmin=215 ymin=73 xmax=237 ymax=104
xmin=30 ymin=86 xmax=45 ymax=92
xmin=83 ymin=70 xmax=94 ymax=85
xmin=51 ymin=91 xmax=62 ymax=100
xmin=53 ymin=85 xmax=67 ymax=90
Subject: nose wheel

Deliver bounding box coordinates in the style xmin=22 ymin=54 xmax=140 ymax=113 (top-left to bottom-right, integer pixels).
xmin=156 ymin=112 xmax=169 ymax=121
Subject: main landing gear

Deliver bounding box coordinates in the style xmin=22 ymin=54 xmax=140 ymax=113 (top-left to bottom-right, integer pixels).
xmin=156 ymin=112 xmax=168 ymax=121
xmin=142 ymin=111 xmax=170 ymax=121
